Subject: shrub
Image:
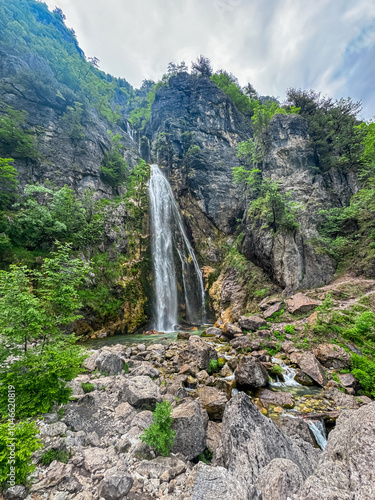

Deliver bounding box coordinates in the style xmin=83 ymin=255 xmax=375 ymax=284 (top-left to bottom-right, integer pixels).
xmin=0 ymin=421 xmax=41 ymax=487
xmin=81 ymin=382 xmax=95 ymax=394
xmin=100 ymin=133 xmax=129 ymax=187
xmin=270 ymin=364 xmax=283 ymax=376
xmin=123 ymin=362 xmax=129 ymax=374
xmin=140 ymin=401 xmax=175 ymax=456
xmin=208 ymin=359 xmax=220 ymax=374
xmin=40 ymin=449 xmax=69 ymax=466
xmin=351 ymin=354 xmax=375 ymax=397
xmin=198 ymin=448 xmax=213 ymax=464
xmin=284 ymin=324 xmax=295 ymax=335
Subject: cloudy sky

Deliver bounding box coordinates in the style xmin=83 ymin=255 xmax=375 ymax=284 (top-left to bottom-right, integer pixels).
xmin=44 ymin=0 xmax=375 ymax=119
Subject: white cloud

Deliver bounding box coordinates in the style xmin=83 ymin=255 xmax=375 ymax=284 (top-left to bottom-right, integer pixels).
xmin=44 ymin=0 xmax=375 ymax=117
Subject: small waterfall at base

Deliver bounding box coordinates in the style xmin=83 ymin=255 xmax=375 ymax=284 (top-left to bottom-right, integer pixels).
xmin=148 ymin=164 xmax=206 ymax=331
xmin=307 ymin=419 xmax=327 ymax=450
xmin=270 ymin=357 xmax=302 ymax=388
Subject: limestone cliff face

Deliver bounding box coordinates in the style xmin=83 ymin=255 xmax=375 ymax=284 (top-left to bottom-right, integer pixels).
xmin=148 ymin=78 xmax=358 ymax=300
xmin=241 ymin=114 xmax=357 ymax=291
xmin=0 ymin=49 xmax=139 ymax=197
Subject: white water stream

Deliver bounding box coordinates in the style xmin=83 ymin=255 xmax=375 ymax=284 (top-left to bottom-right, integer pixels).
xmin=148 ymin=164 xmax=205 ymax=331
xmin=307 ymin=419 xmax=327 ymax=450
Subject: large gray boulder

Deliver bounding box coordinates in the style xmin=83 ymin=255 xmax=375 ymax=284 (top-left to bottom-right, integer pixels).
xmin=234 ymin=355 xmax=269 ymax=388
xmin=256 ymin=458 xmax=304 ymax=500
xmin=289 ymin=351 xmax=327 ymax=386
xmin=219 ymin=392 xmax=320 ymax=483
xmin=295 ymin=402 xmax=375 ymax=500
xmin=277 ymin=416 xmax=317 ymax=447
xmin=192 ymin=463 xmax=261 ymax=500
xmin=313 ymin=343 xmax=351 ymax=370
xmin=95 ymin=351 xmax=124 ymax=375
xmin=171 ymin=398 xmax=207 ymax=460
xmin=118 ymin=376 xmax=162 ymax=409
xmin=196 ymin=386 xmax=228 ymax=420
xmin=179 ymin=336 xmax=217 ymax=371
xmin=238 ymin=315 xmax=267 ymax=331
xmin=98 ymin=467 xmax=133 ymax=500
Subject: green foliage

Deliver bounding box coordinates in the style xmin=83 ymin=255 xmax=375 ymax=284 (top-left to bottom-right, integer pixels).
xmin=198 ymin=448 xmax=213 ymax=464
xmin=81 ymin=382 xmax=95 ymax=393
xmin=100 ymin=133 xmax=129 ymax=187
xmin=123 ymin=362 xmax=129 ymax=374
xmin=0 ymin=421 xmax=42 ymax=487
xmin=0 ymin=105 xmax=38 ymax=160
xmin=211 ymin=71 xmax=256 ymax=117
xmin=0 ymin=158 xmax=18 ymax=211
xmin=128 ymin=80 xmax=168 ymax=130
xmin=285 ymin=89 xmax=363 ymax=173
xmin=0 ymin=338 xmax=87 ymax=418
xmin=40 ymin=449 xmax=69 ymax=466
xmin=270 ymin=364 xmax=283 ymax=376
xmin=207 ymin=358 xmax=224 ymax=374
xmin=140 ymin=401 xmax=176 ymax=456
xmin=284 ymin=324 xmax=295 ymax=334
xmin=0 ymin=243 xmax=90 ymax=350
xmin=351 ymin=354 xmax=375 ymax=397
xmin=62 ymin=102 xmax=85 ymax=141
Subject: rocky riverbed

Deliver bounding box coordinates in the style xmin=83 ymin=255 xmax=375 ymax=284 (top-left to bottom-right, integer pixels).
xmin=4 ymin=310 xmax=374 ymax=500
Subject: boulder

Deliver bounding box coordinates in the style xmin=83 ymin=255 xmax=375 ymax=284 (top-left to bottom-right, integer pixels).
xmin=277 ymin=416 xmax=317 ymax=447
xmin=114 ymin=402 xmax=136 ymax=422
xmin=256 ymin=458 xmax=304 ymax=500
xmin=83 ymin=447 xmax=108 ymax=473
xmin=119 ymin=376 xmax=162 ymax=409
xmin=3 ymin=486 xmax=28 ymax=500
xmin=324 ymin=387 xmax=359 ymax=409
xmin=238 ymin=315 xmax=267 ymax=331
xmin=206 ymin=421 xmax=222 ymax=453
xmin=338 ymin=373 xmax=359 ymax=389
xmin=39 ymin=422 xmax=67 ymax=437
xmin=234 ymin=356 xmax=269 ymax=388
xmin=179 ymin=336 xmax=217 ymax=371
xmin=129 ymin=361 xmax=160 ymax=378
xmin=204 ymin=327 xmax=222 ymax=337
xmin=289 ymin=352 xmax=327 ymax=386
xmin=30 ymin=461 xmax=74 ymax=491
xmin=313 ymin=343 xmax=351 ymax=370
xmin=230 ymin=336 xmax=252 ymax=350
xmin=137 ymin=456 xmax=186 ymax=481
xmin=295 ymin=403 xmax=375 ymax=500
xmin=219 ymin=393 xmax=320 ymax=483
xmin=171 ymin=398 xmax=207 ymax=460
xmin=294 ymin=369 xmax=315 ymax=386
xmin=258 ymin=388 xmax=294 ymax=409
xmin=196 ymin=386 xmax=228 ymax=420
xmin=177 ymin=331 xmax=191 ymax=339
xmin=287 ymin=293 xmax=320 ymax=315
xmin=95 ymin=351 xmax=124 ymax=375
xmin=222 ymin=322 xmax=242 ymax=339
xmin=98 ymin=467 xmax=133 ymax=500
xmin=192 ymin=463 xmax=261 ymax=500
xmin=263 ymin=302 xmax=283 ymax=319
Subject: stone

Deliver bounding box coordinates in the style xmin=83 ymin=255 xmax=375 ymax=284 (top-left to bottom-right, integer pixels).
xmin=39 ymin=421 xmax=67 ymax=437
xmin=313 ymin=343 xmax=351 ymax=370
xmin=219 ymin=393 xmax=320 ymax=484
xmin=206 ymin=421 xmax=222 ymax=453
xmin=179 ymin=336 xmax=217 ymax=371
xmin=204 ymin=327 xmax=222 ymax=337
xmin=263 ymin=301 xmax=284 ymax=319
xmin=3 ymin=485 xmax=28 ymax=499
xmin=238 ymin=315 xmax=267 ymax=331
xmin=171 ymin=398 xmax=206 ymax=460
xmin=119 ymin=376 xmax=162 ymax=409
xmin=31 ymin=462 xmax=74 ymax=491
xmin=98 ymin=467 xmax=133 ymax=500
xmin=277 ymin=416 xmax=317 ymax=447
xmin=294 ymin=369 xmax=315 ymax=386
xmin=137 ymin=456 xmax=186 ymax=481
xmin=258 ymin=388 xmax=294 ymax=408
xmin=129 ymin=361 xmax=160 ymax=378
xmin=287 ymin=293 xmax=320 ymax=315
xmin=256 ymin=458 xmax=304 ymax=500
xmin=83 ymin=447 xmax=108 ymax=473
xmin=192 ymin=463 xmax=261 ymax=500
xmin=338 ymin=373 xmax=358 ymax=389
xmin=324 ymin=387 xmax=359 ymax=409
xmin=234 ymin=355 xmax=269 ymax=388
xmin=295 ymin=403 xmax=375 ymax=500
xmin=177 ymin=331 xmax=191 ymax=339
xmin=114 ymin=402 xmax=136 ymax=422
xmin=131 ymin=410 xmax=153 ymax=430
xmin=289 ymin=351 xmax=327 ymax=386
xmin=230 ymin=336 xmax=252 ymax=350
xmin=221 ymin=322 xmax=242 ymax=339
xmin=196 ymin=386 xmax=228 ymax=420
xmin=95 ymin=351 xmax=124 ymax=375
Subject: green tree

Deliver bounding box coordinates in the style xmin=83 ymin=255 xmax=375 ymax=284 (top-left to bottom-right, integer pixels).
xmin=0 ymin=158 xmax=18 ymax=210
xmin=0 ymin=105 xmax=38 ymax=160
xmin=0 ymin=243 xmax=90 ymax=352
xmin=140 ymin=401 xmax=176 ymax=456
xmin=100 ymin=133 xmax=129 ymax=187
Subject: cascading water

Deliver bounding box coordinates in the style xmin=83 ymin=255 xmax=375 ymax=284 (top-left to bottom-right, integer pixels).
xmin=148 ymin=164 xmax=206 ymax=331
xmin=270 ymin=357 xmax=302 ymax=388
xmin=307 ymin=419 xmax=327 ymax=450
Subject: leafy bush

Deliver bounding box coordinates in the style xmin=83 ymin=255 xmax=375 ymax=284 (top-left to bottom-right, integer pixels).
xmin=40 ymin=449 xmax=69 ymax=466
xmin=0 ymin=157 xmax=18 ymax=211
xmin=81 ymin=382 xmax=95 ymax=393
xmin=351 ymin=354 xmax=375 ymax=397
xmin=0 ymin=339 xmax=87 ymax=418
xmin=270 ymin=364 xmax=283 ymax=376
xmin=0 ymin=421 xmax=41 ymax=487
xmin=123 ymin=362 xmax=129 ymax=374
xmin=208 ymin=358 xmax=224 ymax=374
xmin=140 ymin=401 xmax=175 ymax=456
xmin=198 ymin=448 xmax=213 ymax=464
xmin=100 ymin=133 xmax=129 ymax=187
xmin=284 ymin=324 xmax=295 ymax=334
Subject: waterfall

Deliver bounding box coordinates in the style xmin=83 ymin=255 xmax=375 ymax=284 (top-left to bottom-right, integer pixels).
xmin=270 ymin=357 xmax=302 ymax=388
xmin=127 ymin=122 xmax=136 ymax=143
xmin=307 ymin=419 xmax=327 ymax=450
xmin=148 ymin=164 xmax=205 ymax=331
